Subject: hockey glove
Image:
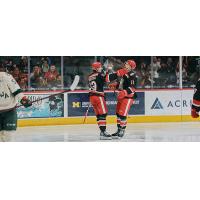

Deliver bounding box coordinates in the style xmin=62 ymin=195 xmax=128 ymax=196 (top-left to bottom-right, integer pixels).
xmin=108 ymin=82 xmax=118 ymax=90
xmin=191 ymin=108 xmax=199 ymax=118
xmin=116 ymin=68 xmax=128 ymax=77
xmin=117 ymin=90 xmax=127 ymax=100
xmin=20 ymin=96 xmax=32 ymax=108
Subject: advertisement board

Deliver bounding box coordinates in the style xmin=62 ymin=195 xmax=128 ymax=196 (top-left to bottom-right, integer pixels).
xmin=17 ymin=93 xmax=64 ymax=118
xmin=17 ymin=89 xmax=193 ymax=119
xmin=67 ymin=91 xmax=145 ymax=117
xmin=145 ymin=90 xmax=193 ymax=116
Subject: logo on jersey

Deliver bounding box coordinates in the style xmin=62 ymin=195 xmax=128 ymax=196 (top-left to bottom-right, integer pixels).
xmin=0 ymin=92 xmax=9 ymax=98
xmin=151 ymin=98 xmax=163 ymax=109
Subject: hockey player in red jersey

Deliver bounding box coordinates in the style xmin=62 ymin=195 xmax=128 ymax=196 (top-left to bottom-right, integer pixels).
xmin=191 ymin=79 xmax=200 ymax=118
xmin=88 ymin=61 xmax=128 ymax=140
xmin=106 ymin=60 xmax=137 ymax=139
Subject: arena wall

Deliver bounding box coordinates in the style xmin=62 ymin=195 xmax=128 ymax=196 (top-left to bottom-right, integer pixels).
xmin=18 ymin=89 xmax=198 ymax=127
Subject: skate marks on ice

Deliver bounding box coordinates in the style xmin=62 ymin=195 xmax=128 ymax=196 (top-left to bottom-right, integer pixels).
xmin=12 ymin=122 xmax=200 ymax=142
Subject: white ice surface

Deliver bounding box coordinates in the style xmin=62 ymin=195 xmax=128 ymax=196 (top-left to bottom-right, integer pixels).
xmin=10 ymin=122 xmax=200 ymax=142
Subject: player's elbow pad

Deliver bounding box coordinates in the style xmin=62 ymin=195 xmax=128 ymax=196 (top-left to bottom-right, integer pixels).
xmin=116 ymin=68 xmax=128 ymax=77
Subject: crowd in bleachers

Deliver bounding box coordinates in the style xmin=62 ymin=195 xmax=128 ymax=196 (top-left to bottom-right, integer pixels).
xmin=0 ymin=56 xmax=199 ymax=91
xmin=30 ymin=56 xmax=62 ymax=90
xmin=136 ymin=56 xmax=179 ymax=88
xmin=107 ymin=56 xmax=199 ymax=88
xmin=99 ymin=56 xmax=179 ymax=88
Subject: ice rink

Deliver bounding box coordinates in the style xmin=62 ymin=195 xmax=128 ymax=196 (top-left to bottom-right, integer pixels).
xmin=10 ymin=122 xmax=200 ymax=142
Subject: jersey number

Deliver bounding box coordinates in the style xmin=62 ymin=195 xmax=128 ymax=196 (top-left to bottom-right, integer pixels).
xmin=89 ymin=81 xmax=97 ymax=91
xmin=131 ymin=80 xmax=135 ymax=85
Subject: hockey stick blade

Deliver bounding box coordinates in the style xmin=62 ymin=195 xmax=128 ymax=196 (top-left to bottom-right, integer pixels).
xmin=70 ymin=75 xmax=80 ymax=91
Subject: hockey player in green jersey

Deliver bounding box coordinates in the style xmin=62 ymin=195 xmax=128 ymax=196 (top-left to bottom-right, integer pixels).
xmin=0 ymin=64 xmax=32 ymax=142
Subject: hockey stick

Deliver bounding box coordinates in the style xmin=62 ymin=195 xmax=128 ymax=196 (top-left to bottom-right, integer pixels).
xmin=17 ymin=75 xmax=80 ymax=108
xmin=83 ymin=103 xmax=90 ymax=124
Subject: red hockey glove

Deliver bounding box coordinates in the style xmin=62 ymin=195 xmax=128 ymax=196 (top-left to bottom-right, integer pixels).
xmin=191 ymin=108 xmax=199 ymax=118
xmin=108 ymin=82 xmax=118 ymax=90
xmin=116 ymin=68 xmax=129 ymax=77
xmin=117 ymin=90 xmax=127 ymax=100
xmin=20 ymin=96 xmax=32 ymax=108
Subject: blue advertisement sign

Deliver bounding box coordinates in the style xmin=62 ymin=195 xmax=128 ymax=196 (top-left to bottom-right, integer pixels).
xmin=68 ymin=92 xmax=145 ymax=117
xmin=17 ymin=93 xmax=64 ymax=118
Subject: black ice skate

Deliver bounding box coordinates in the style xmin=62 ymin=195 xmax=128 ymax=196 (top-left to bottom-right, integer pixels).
xmin=112 ymin=128 xmax=125 ymax=139
xmin=100 ymin=131 xmax=112 ymax=140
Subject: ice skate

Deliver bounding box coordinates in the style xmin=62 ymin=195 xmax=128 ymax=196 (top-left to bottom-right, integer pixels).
xmin=112 ymin=128 xmax=125 ymax=139
xmin=100 ymin=131 xmax=112 ymax=140
xmin=118 ymin=128 xmax=125 ymax=138
xmin=111 ymin=129 xmax=120 ymax=139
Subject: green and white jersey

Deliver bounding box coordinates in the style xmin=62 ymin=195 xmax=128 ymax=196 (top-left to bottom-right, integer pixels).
xmin=0 ymin=72 xmax=23 ymax=111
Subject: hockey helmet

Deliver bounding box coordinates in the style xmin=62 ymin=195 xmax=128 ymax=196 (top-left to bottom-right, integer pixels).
xmin=126 ymin=60 xmax=136 ymax=70
xmin=92 ymin=62 xmax=102 ymax=72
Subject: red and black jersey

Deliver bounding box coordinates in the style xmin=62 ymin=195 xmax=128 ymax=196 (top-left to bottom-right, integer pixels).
xmin=120 ymin=71 xmax=137 ymax=94
xmin=88 ymin=72 xmax=106 ymax=96
xmin=192 ymin=79 xmax=200 ymax=111
xmin=88 ymin=71 xmax=122 ymax=96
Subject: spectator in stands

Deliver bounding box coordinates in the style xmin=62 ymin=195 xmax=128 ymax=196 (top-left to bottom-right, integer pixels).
xmin=30 ymin=65 xmax=44 ymax=88
xmin=19 ymin=77 xmax=28 ymax=90
xmin=12 ymin=66 xmax=21 ymax=83
xmin=137 ymin=63 xmax=152 ymax=87
xmin=151 ymin=57 xmax=160 ymax=79
xmin=8 ymin=60 xmax=13 ymax=69
xmin=20 ymin=56 xmax=28 ymax=73
xmin=176 ymin=62 xmax=189 ymax=85
xmin=11 ymin=66 xmax=28 ymax=90
xmin=157 ymin=62 xmax=169 ymax=86
xmin=150 ymin=57 xmax=161 ymax=86
xmin=3 ymin=60 xmax=13 ymax=72
xmin=166 ymin=57 xmax=177 ymax=86
xmin=141 ymin=73 xmax=152 ymax=87
xmin=55 ymin=75 xmax=63 ymax=88
xmin=44 ymin=64 xmax=59 ymax=88
xmin=41 ymin=56 xmax=51 ymax=66
xmin=186 ymin=56 xmax=199 ymax=84
xmin=37 ymin=77 xmax=47 ymax=89
xmin=41 ymin=60 xmax=49 ymax=73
